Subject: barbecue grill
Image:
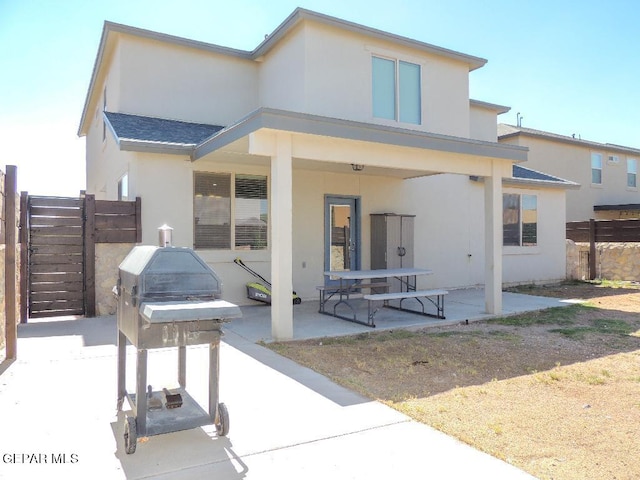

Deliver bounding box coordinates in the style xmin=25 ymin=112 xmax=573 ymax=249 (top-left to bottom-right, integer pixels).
xmin=115 ymin=242 xmax=241 ymax=454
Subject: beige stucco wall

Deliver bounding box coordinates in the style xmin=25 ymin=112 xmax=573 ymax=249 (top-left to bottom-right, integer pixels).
xmin=259 ymin=23 xmax=306 ymax=113
xmin=126 ymin=150 xmax=408 ymax=305
xmin=502 ymin=185 xmax=567 ymax=285
xmin=500 ymin=135 xmax=640 ymax=221
xmin=405 ymin=176 xmax=567 ymax=289
xmin=470 ymin=105 xmax=499 ymax=141
xmin=264 ymin=21 xmax=472 ymax=137
xmin=117 ymin=36 xmax=259 ymax=126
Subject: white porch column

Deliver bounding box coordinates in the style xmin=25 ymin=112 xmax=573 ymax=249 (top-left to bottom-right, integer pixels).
xmin=270 ymin=132 xmax=294 ymax=340
xmin=484 ymin=160 xmax=503 ymax=314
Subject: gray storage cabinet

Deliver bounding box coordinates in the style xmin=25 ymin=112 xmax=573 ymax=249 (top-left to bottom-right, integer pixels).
xmin=370 ymin=213 xmax=415 ymax=292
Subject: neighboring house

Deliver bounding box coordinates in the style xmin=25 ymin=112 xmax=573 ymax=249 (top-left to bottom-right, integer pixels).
xmin=499 ymin=124 xmax=640 ymax=221
xmin=78 ymin=8 xmax=575 ymax=340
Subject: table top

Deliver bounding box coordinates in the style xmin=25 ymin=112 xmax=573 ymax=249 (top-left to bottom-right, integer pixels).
xmin=323 ymin=268 xmax=433 ymax=280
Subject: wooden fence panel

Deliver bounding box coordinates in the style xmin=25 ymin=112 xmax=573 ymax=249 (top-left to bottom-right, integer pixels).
xmin=94 ymin=198 xmax=141 ymax=244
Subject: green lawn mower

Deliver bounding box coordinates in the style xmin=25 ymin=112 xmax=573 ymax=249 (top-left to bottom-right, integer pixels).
xmin=234 ymin=258 xmax=302 ymax=305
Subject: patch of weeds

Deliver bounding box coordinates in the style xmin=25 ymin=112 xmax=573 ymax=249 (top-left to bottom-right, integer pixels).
xmin=372 ymin=329 xmax=418 ymax=342
xmin=488 ymin=423 xmax=504 ymax=435
xmin=427 ymin=331 xmax=465 ymax=338
xmin=487 ymin=330 xmax=522 ymax=343
xmin=488 ymin=305 xmax=583 ymax=327
xmin=592 ymin=319 xmax=636 ymax=335
xmin=533 ymin=372 xmax=559 ymax=385
xmin=548 ymin=327 xmax=591 ymax=339
xmin=574 ymin=372 xmax=607 ymax=385
xmin=550 ymin=318 xmax=635 ymax=338
xmin=592 ymin=279 xmax=640 ymax=289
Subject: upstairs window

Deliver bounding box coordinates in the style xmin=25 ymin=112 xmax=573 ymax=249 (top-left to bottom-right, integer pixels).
xmin=591 ymin=152 xmax=603 ymax=184
xmin=117 ymin=173 xmax=129 ymax=201
xmin=194 ymin=172 xmax=267 ymax=250
xmin=503 ymin=193 xmax=537 ymax=247
xmin=628 ymin=158 xmax=637 ymax=188
xmin=372 ymin=56 xmax=421 ymax=124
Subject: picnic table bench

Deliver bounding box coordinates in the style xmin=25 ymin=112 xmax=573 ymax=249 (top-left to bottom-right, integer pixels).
xmin=364 ymin=289 xmax=448 ymax=326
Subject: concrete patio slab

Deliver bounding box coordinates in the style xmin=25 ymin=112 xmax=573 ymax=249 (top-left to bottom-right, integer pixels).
xmin=227 ymin=287 xmax=572 ymax=343
xmin=0 ymin=289 xmax=560 ymax=479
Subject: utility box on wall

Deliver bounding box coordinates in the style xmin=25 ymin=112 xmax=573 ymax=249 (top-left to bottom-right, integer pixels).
xmin=370 ymin=213 xmax=415 ymax=292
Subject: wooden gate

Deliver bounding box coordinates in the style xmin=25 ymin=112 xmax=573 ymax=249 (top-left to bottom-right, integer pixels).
xmin=27 ymin=196 xmax=85 ymax=318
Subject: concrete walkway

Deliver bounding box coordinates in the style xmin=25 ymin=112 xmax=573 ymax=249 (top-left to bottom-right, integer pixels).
xmin=0 ymin=291 xmax=559 ymax=479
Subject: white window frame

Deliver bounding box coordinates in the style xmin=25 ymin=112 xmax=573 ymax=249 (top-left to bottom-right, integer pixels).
xmin=591 ymin=152 xmax=603 ymax=185
xmin=371 ymin=55 xmax=422 ymax=125
xmin=503 ymin=192 xmax=538 ymax=250
xmin=117 ymin=173 xmax=128 ymax=201
xmin=193 ymin=172 xmax=268 ymax=251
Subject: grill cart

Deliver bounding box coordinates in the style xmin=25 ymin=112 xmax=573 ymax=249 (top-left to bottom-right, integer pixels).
xmin=115 ymin=244 xmax=241 ymax=454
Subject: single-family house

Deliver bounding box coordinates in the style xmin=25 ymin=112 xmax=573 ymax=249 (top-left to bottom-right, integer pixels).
xmin=499 ymin=124 xmax=640 ymax=221
xmin=78 ymin=8 xmax=576 ymax=340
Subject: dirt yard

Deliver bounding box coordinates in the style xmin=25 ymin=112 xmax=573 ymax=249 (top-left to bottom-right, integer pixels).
xmin=269 ymin=281 xmax=640 ymax=480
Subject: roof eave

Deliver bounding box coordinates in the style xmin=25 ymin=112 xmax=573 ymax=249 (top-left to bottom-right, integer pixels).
xmin=118 ymin=139 xmax=196 ymax=155
xmin=78 ymin=22 xmax=111 ymax=137
xmin=470 ymin=99 xmax=511 ymax=115
xmin=252 ymin=8 xmax=487 ymax=70
xmin=498 ymin=125 xmax=640 ymax=156
xmin=504 ymin=177 xmax=581 ymax=190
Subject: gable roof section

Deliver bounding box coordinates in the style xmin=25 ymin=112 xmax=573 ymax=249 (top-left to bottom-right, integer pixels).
xmin=510 ymin=164 xmax=579 ymax=188
xmin=253 ymin=8 xmax=487 ymax=69
xmin=470 ymin=164 xmax=579 ymax=189
xmin=79 ymin=8 xmax=488 ymax=136
xmin=104 ymin=112 xmax=223 ymax=153
xmin=498 ymin=124 xmax=640 ymax=156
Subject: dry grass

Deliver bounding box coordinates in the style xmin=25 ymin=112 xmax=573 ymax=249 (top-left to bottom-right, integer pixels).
xmin=269 ymin=281 xmax=640 ymax=480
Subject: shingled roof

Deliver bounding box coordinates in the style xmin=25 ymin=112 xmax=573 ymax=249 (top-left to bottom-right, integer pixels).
xmin=104 ymin=112 xmax=224 ymax=146
xmin=470 ymin=164 xmax=579 ymax=189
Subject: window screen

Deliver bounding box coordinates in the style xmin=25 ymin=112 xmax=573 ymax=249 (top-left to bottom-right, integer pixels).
xmin=399 ymin=61 xmax=421 ymax=124
xmin=235 ymin=175 xmax=268 ymax=250
xmin=372 ymin=56 xmax=396 ymax=120
xmin=503 ymin=194 xmax=520 ymax=246
xmin=194 ymin=173 xmax=231 ymax=249
xmin=628 ymin=159 xmax=637 ymax=188
xmin=591 ymin=153 xmax=602 ymax=184
xmin=522 ymin=195 xmax=537 ymax=246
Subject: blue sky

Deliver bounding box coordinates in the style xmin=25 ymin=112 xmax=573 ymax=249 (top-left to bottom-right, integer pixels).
xmin=0 ymin=0 xmax=638 ymax=195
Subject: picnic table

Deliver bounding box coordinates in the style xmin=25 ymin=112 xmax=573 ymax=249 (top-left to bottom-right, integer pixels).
xmin=319 ymin=268 xmax=447 ymax=327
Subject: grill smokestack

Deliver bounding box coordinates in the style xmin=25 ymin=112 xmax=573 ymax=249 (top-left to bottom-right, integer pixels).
xmin=158 ymin=224 xmax=173 ymax=247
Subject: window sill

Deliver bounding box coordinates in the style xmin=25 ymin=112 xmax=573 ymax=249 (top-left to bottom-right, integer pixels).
xmin=503 ymin=246 xmax=541 ymax=255
xmin=590 ymin=183 xmax=604 ymax=189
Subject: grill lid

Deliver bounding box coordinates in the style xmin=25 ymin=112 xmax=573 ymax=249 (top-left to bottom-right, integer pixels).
xmin=119 ymin=246 xmax=222 ymax=298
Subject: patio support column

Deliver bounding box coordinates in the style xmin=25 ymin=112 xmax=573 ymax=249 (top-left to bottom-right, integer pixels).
xmin=484 ymin=160 xmax=503 ymax=314
xmin=270 ymin=132 xmax=294 ymax=341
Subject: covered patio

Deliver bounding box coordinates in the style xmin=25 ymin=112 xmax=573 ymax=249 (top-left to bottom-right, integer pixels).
xmin=191 ymin=108 xmax=530 ymax=341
